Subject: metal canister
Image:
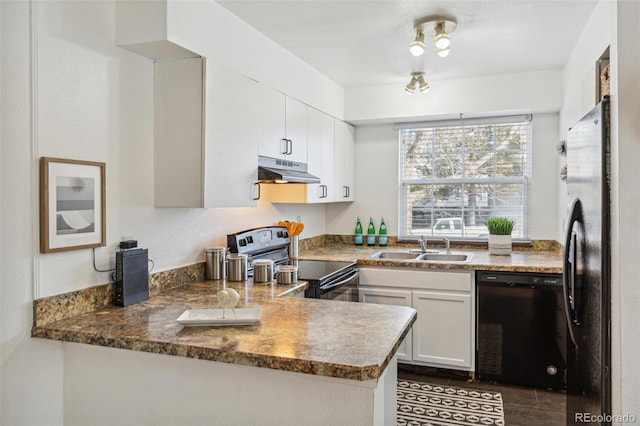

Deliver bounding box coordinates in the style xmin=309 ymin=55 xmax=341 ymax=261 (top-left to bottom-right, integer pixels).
xmin=205 ymin=247 xmax=227 ymax=280
xmin=227 ymin=253 xmax=248 ymax=282
xmin=253 ymin=259 xmax=275 ymax=283
xmin=276 ymin=265 xmax=298 ymax=285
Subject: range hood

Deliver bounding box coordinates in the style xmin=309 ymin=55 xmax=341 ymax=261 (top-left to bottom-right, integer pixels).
xmin=258 ymin=156 xmax=320 ymax=184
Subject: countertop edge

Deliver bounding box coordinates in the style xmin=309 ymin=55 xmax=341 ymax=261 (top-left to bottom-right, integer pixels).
xmin=31 ymin=281 xmax=415 ymax=382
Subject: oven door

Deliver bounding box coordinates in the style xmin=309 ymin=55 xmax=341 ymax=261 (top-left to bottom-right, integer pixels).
xmin=317 ymin=268 xmax=359 ymax=302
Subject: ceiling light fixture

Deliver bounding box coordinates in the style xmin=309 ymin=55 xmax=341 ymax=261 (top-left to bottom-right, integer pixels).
xmin=405 ymin=72 xmax=430 ymax=95
xmin=409 ymin=15 xmax=457 ymax=57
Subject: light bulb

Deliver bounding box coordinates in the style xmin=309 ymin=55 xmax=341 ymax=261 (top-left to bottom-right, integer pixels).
xmin=409 ymin=31 xmax=425 ymax=56
xmin=434 ymin=22 xmax=450 ymax=49
xmin=436 ymin=46 xmax=450 ymax=57
xmin=405 ymin=76 xmax=418 ymax=94
xmin=417 ymin=75 xmax=430 ymax=93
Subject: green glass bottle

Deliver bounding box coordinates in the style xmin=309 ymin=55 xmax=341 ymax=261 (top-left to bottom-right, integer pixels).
xmin=379 ymin=217 xmax=388 ymax=247
xmin=367 ymin=217 xmax=376 ymax=246
xmin=354 ymin=217 xmax=363 ymax=246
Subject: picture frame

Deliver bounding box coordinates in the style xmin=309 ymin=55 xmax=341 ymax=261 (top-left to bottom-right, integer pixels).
xmin=40 ymin=157 xmax=106 ymax=253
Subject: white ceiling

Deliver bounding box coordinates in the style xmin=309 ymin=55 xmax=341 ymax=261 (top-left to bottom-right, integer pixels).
xmin=217 ymin=0 xmax=598 ymax=89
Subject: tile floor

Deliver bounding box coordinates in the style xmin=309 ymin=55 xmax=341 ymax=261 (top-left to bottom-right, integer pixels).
xmin=398 ymin=364 xmax=566 ymax=426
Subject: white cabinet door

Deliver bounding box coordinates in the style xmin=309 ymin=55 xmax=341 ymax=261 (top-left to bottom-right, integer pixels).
xmin=305 ymin=108 xmax=335 ymax=203
xmin=411 ymin=290 xmax=472 ymax=369
xmin=359 ymin=287 xmax=412 ymax=362
xmin=255 ymin=86 xmax=308 ymax=163
xmin=203 ymin=61 xmax=259 ymax=207
xmin=334 ymin=120 xmax=355 ymax=202
xmin=285 ymin=97 xmax=308 ymax=163
xmin=154 ymin=58 xmax=259 ymax=208
xmin=264 ymin=107 xmax=335 ymax=204
xmin=255 ymin=84 xmax=287 ymax=160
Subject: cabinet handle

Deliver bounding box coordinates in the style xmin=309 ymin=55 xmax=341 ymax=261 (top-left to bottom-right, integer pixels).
xmin=286 ymin=139 xmax=293 ymax=155
xmin=323 ymin=185 xmax=328 ymax=198
xmin=343 ymin=186 xmax=350 ymax=198
xmin=252 ymin=182 xmax=261 ymax=200
xmin=280 ymin=139 xmax=288 ymax=155
xmin=319 ymin=184 xmax=328 ymax=199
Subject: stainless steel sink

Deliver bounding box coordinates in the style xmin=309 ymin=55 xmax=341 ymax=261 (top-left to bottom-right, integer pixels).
xmin=417 ymin=253 xmax=473 ymax=262
xmin=368 ymin=251 xmax=420 ymax=260
xmin=368 ymin=251 xmax=472 ymax=262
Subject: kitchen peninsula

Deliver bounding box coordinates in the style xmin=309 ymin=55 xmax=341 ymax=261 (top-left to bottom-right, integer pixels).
xmin=32 ymin=277 xmax=416 ymax=426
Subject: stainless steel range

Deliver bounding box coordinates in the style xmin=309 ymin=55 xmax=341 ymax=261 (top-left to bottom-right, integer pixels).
xmin=227 ymin=226 xmax=359 ymax=302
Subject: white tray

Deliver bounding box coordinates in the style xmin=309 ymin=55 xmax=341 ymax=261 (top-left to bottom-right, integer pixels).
xmin=177 ymin=308 xmax=262 ymax=326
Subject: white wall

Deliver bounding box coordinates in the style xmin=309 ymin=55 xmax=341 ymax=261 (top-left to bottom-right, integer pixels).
xmin=325 ymin=114 xmax=560 ymax=240
xmin=1 ymin=2 xmax=65 ymax=424
xmin=611 ymin=1 xmax=640 ymax=419
xmin=0 ymin=1 xmax=342 ymax=424
xmin=35 ymin=0 xmax=342 ymax=297
xmin=344 ymin=70 xmax=562 ymax=125
xmin=333 ymin=69 xmax=563 ymax=239
xmin=558 ymin=0 xmax=613 ymax=238
xmin=559 ymin=0 xmax=640 ymax=418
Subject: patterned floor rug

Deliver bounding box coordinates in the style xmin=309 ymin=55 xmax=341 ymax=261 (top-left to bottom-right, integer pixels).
xmin=397 ymin=379 xmax=505 ymax=426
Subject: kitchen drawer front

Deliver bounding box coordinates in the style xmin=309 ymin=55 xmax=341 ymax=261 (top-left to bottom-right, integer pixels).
xmin=358 ymin=267 xmax=472 ymax=292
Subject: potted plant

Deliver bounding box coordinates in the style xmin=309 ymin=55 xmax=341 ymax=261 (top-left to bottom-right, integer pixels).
xmin=485 ymin=216 xmax=515 ymax=255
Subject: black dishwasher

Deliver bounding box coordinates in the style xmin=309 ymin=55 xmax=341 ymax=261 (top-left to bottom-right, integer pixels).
xmin=476 ymin=271 xmax=567 ymax=390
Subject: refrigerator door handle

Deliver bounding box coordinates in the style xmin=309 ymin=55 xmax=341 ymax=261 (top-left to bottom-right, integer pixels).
xmin=563 ymin=198 xmax=583 ymax=347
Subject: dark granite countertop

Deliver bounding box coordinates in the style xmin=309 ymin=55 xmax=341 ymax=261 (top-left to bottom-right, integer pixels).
xmin=298 ymin=243 xmax=562 ymax=274
xmin=32 ymin=278 xmax=416 ymax=381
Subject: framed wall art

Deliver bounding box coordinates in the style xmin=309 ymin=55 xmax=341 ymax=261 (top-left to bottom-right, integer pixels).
xmin=40 ymin=157 xmax=106 ymax=253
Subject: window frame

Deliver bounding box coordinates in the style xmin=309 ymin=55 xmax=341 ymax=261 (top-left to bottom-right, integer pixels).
xmin=397 ymin=115 xmax=533 ymax=242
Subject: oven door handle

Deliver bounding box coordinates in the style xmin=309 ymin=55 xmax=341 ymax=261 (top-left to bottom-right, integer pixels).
xmin=319 ymin=269 xmax=359 ymax=294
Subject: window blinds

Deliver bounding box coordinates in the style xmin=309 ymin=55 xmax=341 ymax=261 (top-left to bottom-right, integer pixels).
xmin=398 ymin=116 xmax=531 ymax=240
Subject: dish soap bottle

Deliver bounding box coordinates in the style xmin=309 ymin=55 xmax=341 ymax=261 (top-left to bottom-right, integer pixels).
xmin=367 ymin=217 xmax=377 ymax=246
xmin=355 ymin=217 xmax=363 ymax=246
xmin=378 ymin=217 xmax=388 ymax=247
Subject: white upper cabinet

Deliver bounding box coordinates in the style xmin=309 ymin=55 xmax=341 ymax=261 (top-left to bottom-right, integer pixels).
xmin=255 ymin=84 xmax=286 ymax=159
xmin=306 ymin=108 xmax=335 ymax=203
xmin=154 ymin=58 xmax=259 ymax=208
xmin=285 ymin=97 xmax=308 ymax=163
xmin=334 ymin=120 xmax=355 ymax=202
xmin=267 ymin=114 xmax=355 ymax=204
xmin=255 ymin=84 xmax=307 ymax=163
xmin=154 ymin=57 xmax=206 ymax=208
xmin=267 ymin=107 xmax=335 ymax=204
xmin=202 ymin=61 xmax=260 ymax=208
xmin=117 ymin=5 xmax=260 ymax=208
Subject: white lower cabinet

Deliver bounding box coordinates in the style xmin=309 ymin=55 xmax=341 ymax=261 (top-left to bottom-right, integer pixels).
xmin=411 ymin=290 xmax=472 ymax=368
xmin=360 ymin=288 xmax=412 ymax=361
xmin=359 ymin=267 xmax=474 ymax=372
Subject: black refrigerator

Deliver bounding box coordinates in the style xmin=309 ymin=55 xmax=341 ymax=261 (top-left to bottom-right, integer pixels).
xmin=563 ymin=96 xmax=611 ymax=425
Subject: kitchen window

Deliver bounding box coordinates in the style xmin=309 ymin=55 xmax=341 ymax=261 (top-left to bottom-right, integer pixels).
xmin=398 ymin=115 xmax=532 ymax=241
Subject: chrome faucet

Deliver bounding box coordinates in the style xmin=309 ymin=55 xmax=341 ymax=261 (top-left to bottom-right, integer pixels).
xmin=418 ymin=235 xmax=428 ymax=253
xmin=442 ymin=237 xmax=451 ymax=254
